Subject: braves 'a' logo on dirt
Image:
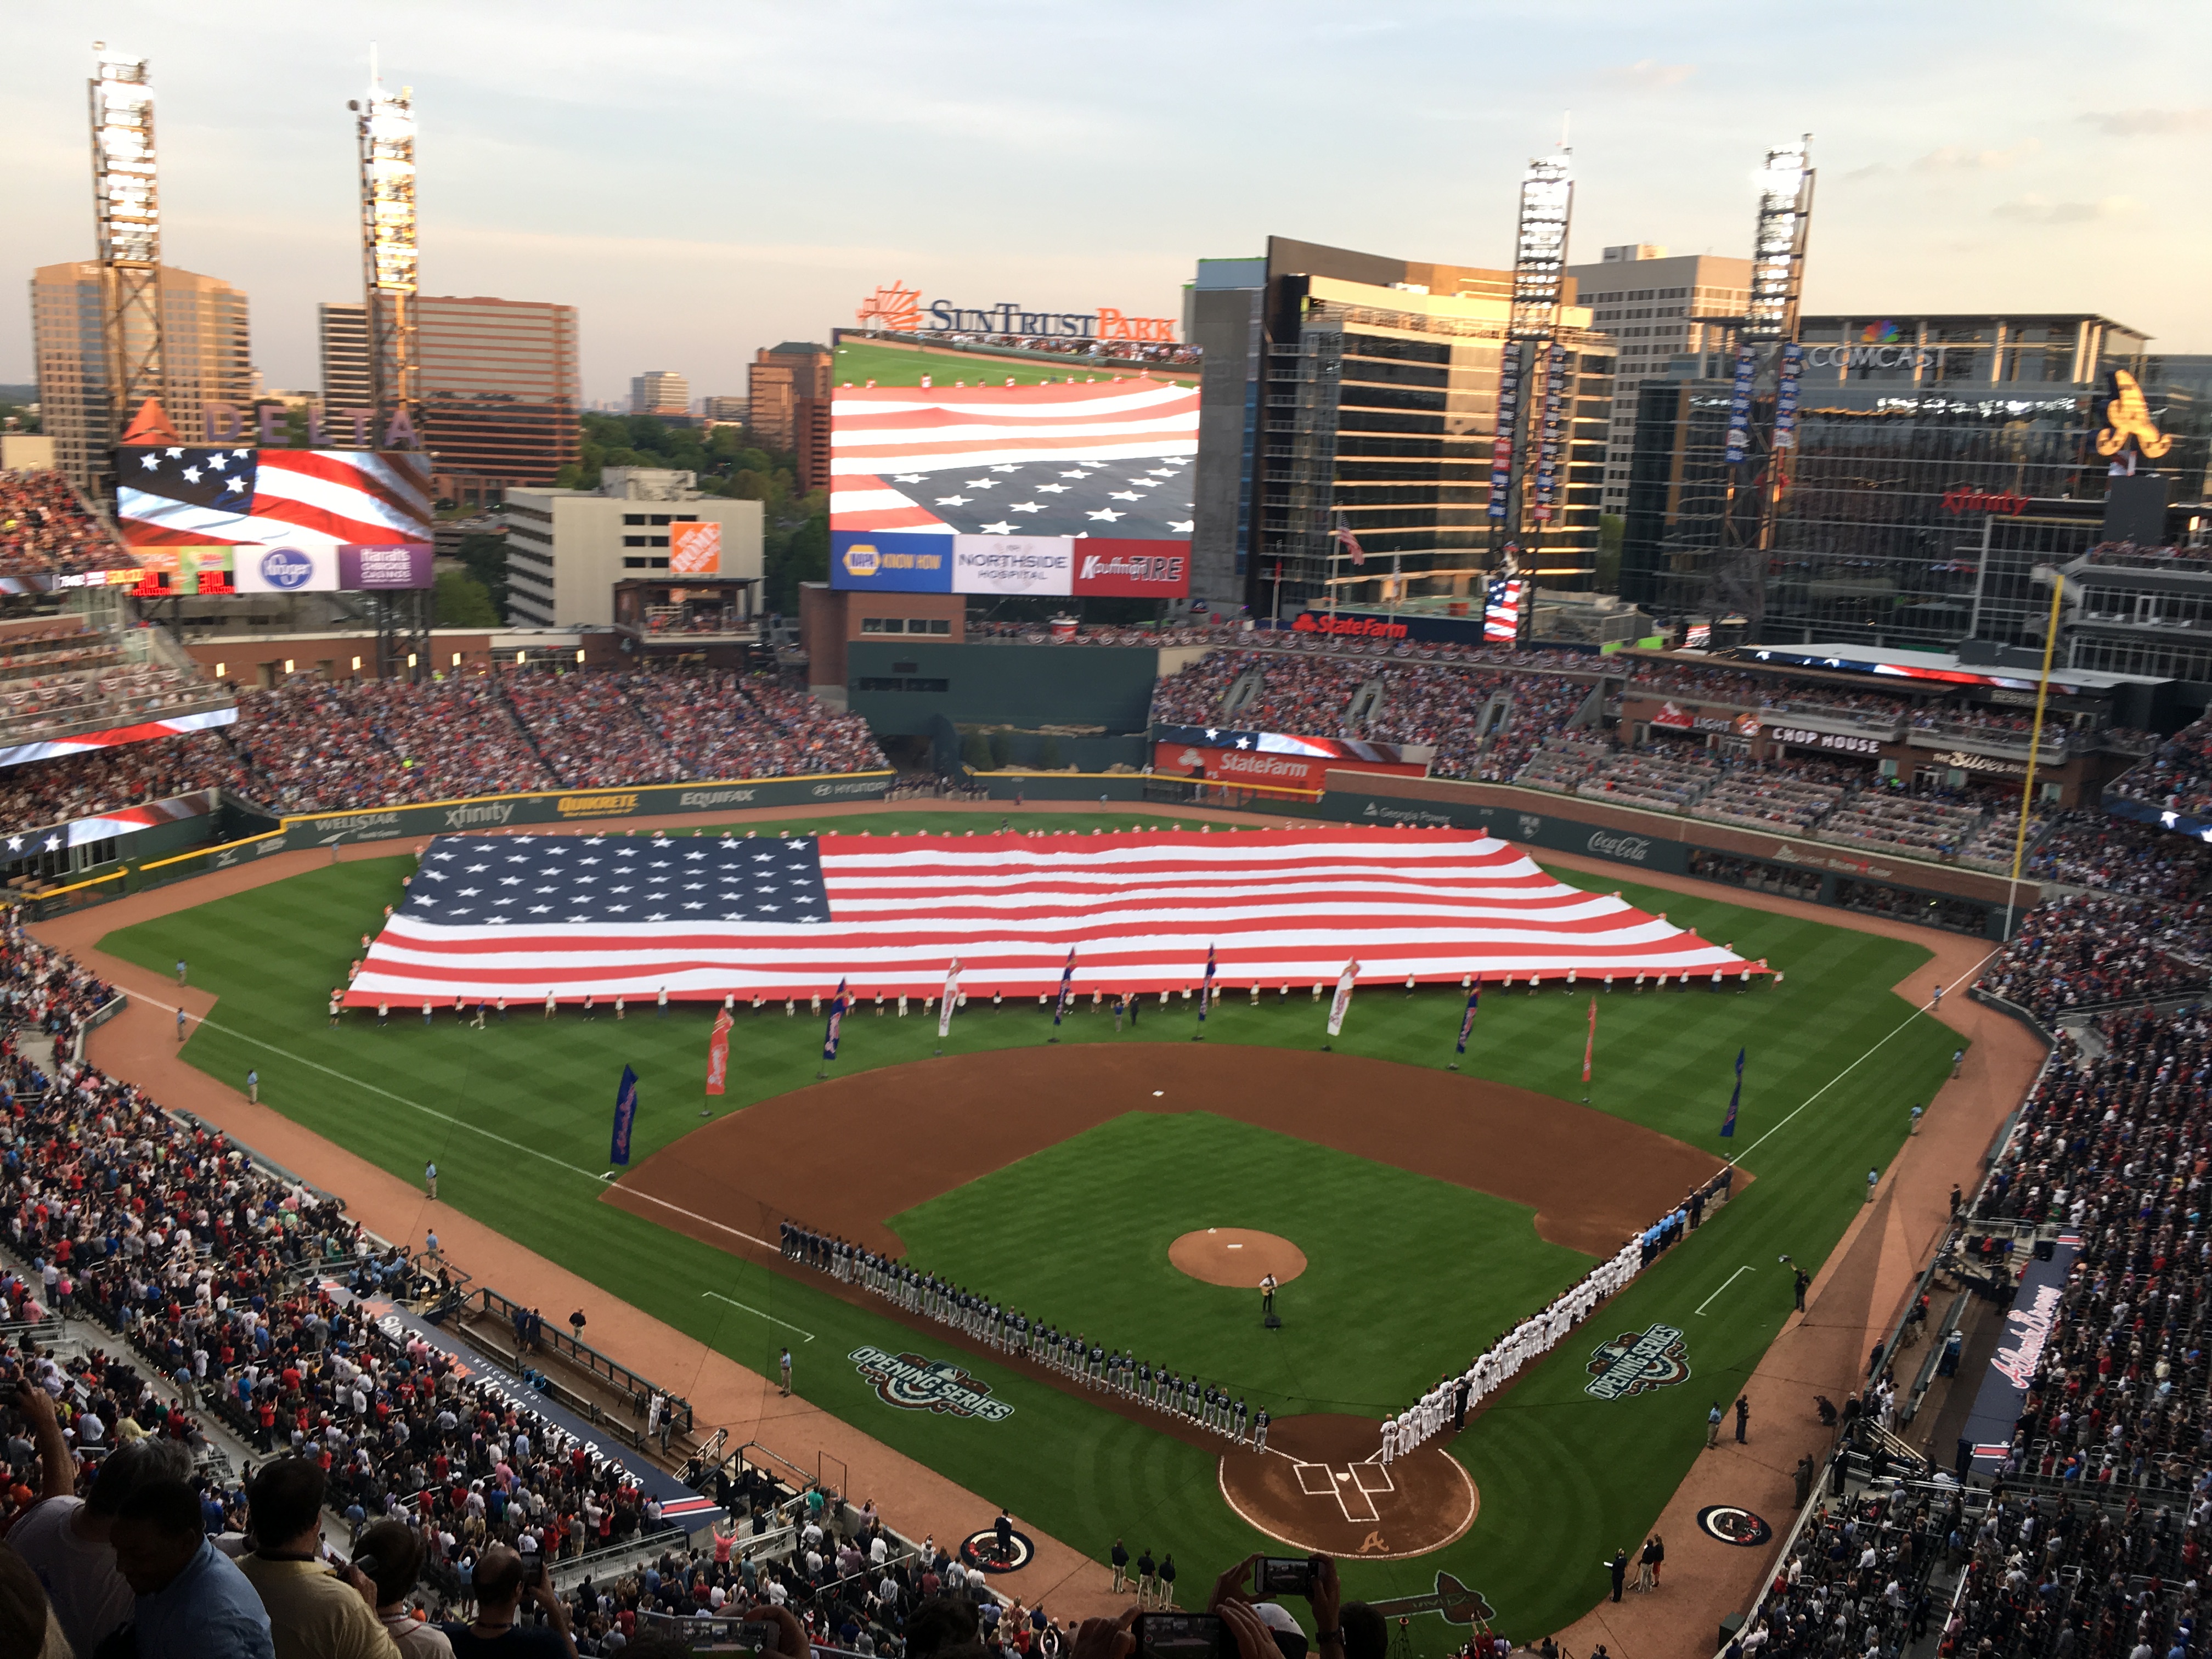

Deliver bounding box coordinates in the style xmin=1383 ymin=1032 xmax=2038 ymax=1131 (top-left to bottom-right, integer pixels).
xmin=849 ymin=1346 xmax=1014 ymax=1421
xmin=1583 ymin=1324 xmax=1691 ymax=1400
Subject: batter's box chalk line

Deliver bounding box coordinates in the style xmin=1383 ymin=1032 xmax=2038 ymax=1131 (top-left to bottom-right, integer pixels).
xmin=1293 ymin=1459 xmax=1394 ymax=1523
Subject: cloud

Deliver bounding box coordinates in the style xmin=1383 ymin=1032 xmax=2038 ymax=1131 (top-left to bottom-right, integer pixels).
xmin=1991 ymin=194 xmax=2138 ymax=225
xmin=1912 ymin=139 xmax=2039 ymax=172
xmin=1601 ymin=59 xmax=1695 ymax=90
xmin=2079 ymin=108 xmax=2212 ymax=136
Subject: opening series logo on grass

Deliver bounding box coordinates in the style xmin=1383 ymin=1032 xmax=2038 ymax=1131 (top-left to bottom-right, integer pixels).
xmin=849 ymin=1345 xmax=1015 ymax=1422
xmin=1583 ymin=1324 xmax=1691 ymax=1400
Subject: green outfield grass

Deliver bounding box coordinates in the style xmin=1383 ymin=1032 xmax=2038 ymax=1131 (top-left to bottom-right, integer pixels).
xmin=832 ymin=339 xmax=1197 ymax=391
xmin=96 ymin=809 xmax=1961 ymax=1642
xmin=893 ymin=1111 xmax=1589 ymax=1414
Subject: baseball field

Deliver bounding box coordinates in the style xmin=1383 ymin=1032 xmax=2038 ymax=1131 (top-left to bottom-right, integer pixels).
xmin=831 ymin=339 xmax=1199 ymax=391
xmin=96 ymin=809 xmax=1957 ymax=1642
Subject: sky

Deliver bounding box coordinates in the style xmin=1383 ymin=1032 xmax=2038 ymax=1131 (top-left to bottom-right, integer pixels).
xmin=7 ymin=0 xmax=2211 ymax=403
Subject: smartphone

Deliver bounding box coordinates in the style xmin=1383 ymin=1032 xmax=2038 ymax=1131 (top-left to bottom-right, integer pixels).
xmin=1134 ymin=1612 xmax=1235 ymax=1659
xmin=739 ymin=1621 xmax=774 ymax=1651
xmin=1259 ymin=1556 xmax=1317 ymax=1598
xmin=523 ymin=1558 xmax=547 ymax=1589
xmin=351 ymin=1552 xmax=383 ymax=1584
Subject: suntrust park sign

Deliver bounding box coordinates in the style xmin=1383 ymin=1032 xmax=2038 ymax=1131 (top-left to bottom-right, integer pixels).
xmin=856 ymin=281 xmax=1176 ymax=343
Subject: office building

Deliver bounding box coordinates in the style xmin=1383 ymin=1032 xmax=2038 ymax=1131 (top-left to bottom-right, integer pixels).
xmin=413 ymin=296 xmax=582 ymax=507
xmin=1621 ymin=311 xmax=2209 ymax=653
xmin=318 ymin=302 xmax=371 ymax=410
xmin=630 ymin=370 xmax=689 ymax=417
xmin=746 ymin=343 xmax=831 ymax=450
xmin=30 ymin=261 xmax=250 ymax=490
xmin=1564 ymin=246 xmax=1751 ymax=512
xmin=503 ymin=467 xmax=762 ymax=629
xmin=700 ymin=396 xmax=748 ymax=427
xmin=1186 ymin=236 xmax=1613 ymax=616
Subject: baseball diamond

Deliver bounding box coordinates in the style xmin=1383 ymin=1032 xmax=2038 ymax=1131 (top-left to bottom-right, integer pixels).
xmin=66 ymin=803 xmax=1983 ymax=1651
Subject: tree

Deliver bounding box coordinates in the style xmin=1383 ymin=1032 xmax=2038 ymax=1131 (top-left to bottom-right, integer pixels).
xmin=987 ymin=731 xmax=1012 ymax=769
xmin=1036 ymin=735 xmax=1065 ymax=771
xmin=432 ymin=569 xmax=499 ymax=628
xmin=453 ymin=532 xmax=509 ymax=618
xmin=961 ymin=731 xmax=993 ymax=770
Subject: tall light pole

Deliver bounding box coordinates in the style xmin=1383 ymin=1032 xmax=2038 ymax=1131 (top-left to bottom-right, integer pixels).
xmin=90 ymin=44 xmax=161 ymax=481
xmin=354 ymin=55 xmax=419 ymax=443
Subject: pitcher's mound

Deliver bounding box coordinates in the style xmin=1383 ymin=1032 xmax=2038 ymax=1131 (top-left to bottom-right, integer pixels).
xmin=1219 ymin=1413 xmax=1477 ymax=1560
xmin=1170 ymin=1229 xmax=1307 ymax=1287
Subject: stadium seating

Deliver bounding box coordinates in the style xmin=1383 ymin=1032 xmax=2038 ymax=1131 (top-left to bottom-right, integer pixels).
xmin=0 ymin=670 xmax=894 ymax=837
xmin=2111 ymin=713 xmax=2212 ymax=820
xmin=0 ymin=470 xmax=140 ymax=580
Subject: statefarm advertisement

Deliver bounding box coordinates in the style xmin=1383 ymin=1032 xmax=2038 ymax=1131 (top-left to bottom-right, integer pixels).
xmin=827 ymin=337 xmax=1193 ymax=599
xmin=1150 ymin=725 xmax=1432 ymax=793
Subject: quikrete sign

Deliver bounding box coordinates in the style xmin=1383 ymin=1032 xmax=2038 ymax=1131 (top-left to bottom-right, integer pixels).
xmin=855 ymin=282 xmax=1176 ymax=343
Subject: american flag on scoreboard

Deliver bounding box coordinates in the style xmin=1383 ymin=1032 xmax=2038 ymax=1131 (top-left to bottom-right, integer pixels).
xmin=116 ymin=447 xmax=433 ymax=548
xmin=343 ymin=828 xmax=1757 ymax=1006
xmin=1485 ymin=578 xmax=1525 ymax=642
xmin=829 ymin=380 xmax=1197 ymax=540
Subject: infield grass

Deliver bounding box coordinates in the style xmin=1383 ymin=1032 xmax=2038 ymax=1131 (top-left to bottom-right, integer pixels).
xmin=96 ymin=809 xmax=1963 ymax=1642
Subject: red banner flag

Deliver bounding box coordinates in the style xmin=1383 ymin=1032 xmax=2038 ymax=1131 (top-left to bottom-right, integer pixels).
xmin=704 ymin=1007 xmax=733 ymax=1096
xmin=1582 ymin=996 xmax=1596 ymax=1084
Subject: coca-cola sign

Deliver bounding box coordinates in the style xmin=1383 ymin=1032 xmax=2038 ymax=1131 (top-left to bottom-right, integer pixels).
xmin=1587 ymin=831 xmax=1654 ymax=862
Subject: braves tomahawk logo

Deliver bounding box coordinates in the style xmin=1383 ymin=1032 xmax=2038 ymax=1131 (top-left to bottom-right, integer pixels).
xmin=1367 ymin=1572 xmax=1496 ymax=1627
xmin=1584 ymin=1324 xmax=1691 ymax=1400
xmin=849 ymin=1346 xmax=1014 ymax=1421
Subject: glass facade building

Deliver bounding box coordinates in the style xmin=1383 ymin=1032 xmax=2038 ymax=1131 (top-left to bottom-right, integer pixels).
xmin=1623 ymin=312 xmax=2211 ymax=655
xmin=416 ymin=295 xmax=582 ymax=506
xmin=1190 ymin=238 xmax=1612 ymax=617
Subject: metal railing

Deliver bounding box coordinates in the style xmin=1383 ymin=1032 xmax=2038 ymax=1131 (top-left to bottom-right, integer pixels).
xmin=466 ymin=1284 xmax=695 ymax=1443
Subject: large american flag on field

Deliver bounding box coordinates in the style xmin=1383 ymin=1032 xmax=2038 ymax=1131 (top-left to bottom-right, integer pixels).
xmin=116 ymin=447 xmax=433 ymax=548
xmin=343 ymin=828 xmax=1757 ymax=1006
xmin=829 ymin=380 xmax=1197 ymax=540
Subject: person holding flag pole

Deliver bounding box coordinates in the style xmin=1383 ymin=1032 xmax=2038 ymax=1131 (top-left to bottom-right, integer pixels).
xmin=1194 ymin=944 xmax=1217 ymax=1042
xmin=934 ymin=960 xmax=960 ymax=1058
xmin=1048 ymin=950 xmax=1076 ymax=1043
xmin=1720 ymin=1047 xmax=1744 ymax=1140
xmin=817 ymin=978 xmax=849 ymax=1080
xmin=1449 ymin=979 xmax=1480 ymax=1071
xmin=701 ymin=1002 xmax=733 ymax=1116
xmin=1322 ymin=960 xmax=1361 ymax=1051
xmin=1581 ymin=996 xmax=1596 ymax=1104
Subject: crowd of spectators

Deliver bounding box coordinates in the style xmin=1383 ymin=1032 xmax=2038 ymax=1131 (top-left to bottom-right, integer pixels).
xmin=1976 ymin=895 xmax=2212 ymax=1021
xmin=1729 ymin=1479 xmax=1946 ymax=1658
xmin=895 ymin=330 xmax=1202 ymax=369
xmin=0 ymin=472 xmax=137 ymax=582
xmin=0 ymin=670 xmax=893 ymax=839
xmin=2112 ymin=715 xmax=2212 ymax=821
xmin=2025 ymin=810 xmax=2212 ymax=902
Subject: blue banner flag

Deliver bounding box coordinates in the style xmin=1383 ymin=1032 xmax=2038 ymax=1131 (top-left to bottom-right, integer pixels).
xmin=610 ymin=1065 xmax=640 ymax=1166
xmin=1720 ymin=1047 xmax=1744 ymax=1138
xmin=1197 ymin=944 xmax=1217 ymax=1024
xmin=822 ymin=979 xmax=849 ymax=1061
xmin=1052 ymin=950 xmax=1076 ymax=1028
xmin=1455 ymin=985 xmax=1480 ymax=1056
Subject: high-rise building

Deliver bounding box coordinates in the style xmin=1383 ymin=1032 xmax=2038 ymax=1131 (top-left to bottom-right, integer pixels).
xmin=503 ymin=469 xmax=762 ymax=628
xmin=1565 ymin=246 xmax=1751 ymax=514
xmin=318 ymin=301 xmax=371 ymax=410
xmin=700 ymin=396 xmax=748 ymax=426
xmin=413 ymin=295 xmax=582 ymax=507
xmin=1187 ymin=236 xmax=1613 ymax=614
xmin=746 ymin=343 xmax=830 ymax=450
xmin=1621 ymin=310 xmax=2202 ymax=650
xmin=30 ymin=261 xmax=250 ymax=490
xmin=630 ymin=370 xmax=689 ymax=418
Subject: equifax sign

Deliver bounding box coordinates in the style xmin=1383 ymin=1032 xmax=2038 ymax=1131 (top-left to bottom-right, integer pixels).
xmin=856 ymin=281 xmax=1177 ymax=343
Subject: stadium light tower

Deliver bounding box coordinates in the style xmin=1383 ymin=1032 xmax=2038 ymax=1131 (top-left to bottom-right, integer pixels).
xmin=353 ymin=55 xmax=419 ymax=441
xmin=1709 ymin=137 xmax=1814 ymax=634
xmin=89 ymin=44 xmax=162 ymax=459
xmin=1489 ymin=149 xmax=1575 ymax=580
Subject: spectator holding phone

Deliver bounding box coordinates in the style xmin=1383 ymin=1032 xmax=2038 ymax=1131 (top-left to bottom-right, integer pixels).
xmin=235 ymin=1457 xmax=398 ymax=1659
xmin=442 ymin=1545 xmax=574 ymax=1658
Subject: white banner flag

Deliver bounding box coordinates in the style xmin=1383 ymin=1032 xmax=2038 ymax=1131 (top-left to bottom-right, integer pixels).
xmin=937 ymin=961 xmax=961 ymax=1039
xmin=1325 ymin=960 xmax=1361 ymax=1038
